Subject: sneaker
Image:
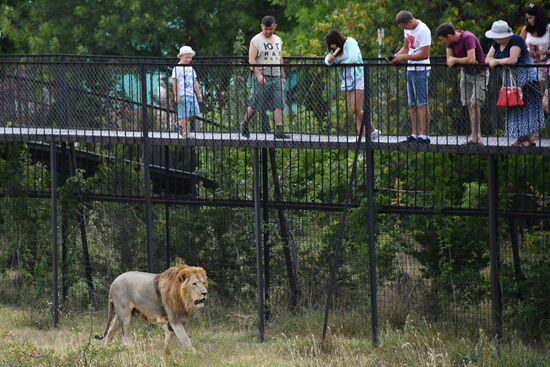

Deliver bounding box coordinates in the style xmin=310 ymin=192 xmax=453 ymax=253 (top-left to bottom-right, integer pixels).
xmin=401 ymin=135 xmax=417 ymax=143
xmin=416 ymin=136 xmax=431 ymax=144
xmin=240 ymin=121 xmax=250 ymax=138
xmin=274 ymin=130 xmax=290 ymax=139
xmin=370 ymin=129 xmax=380 ymax=140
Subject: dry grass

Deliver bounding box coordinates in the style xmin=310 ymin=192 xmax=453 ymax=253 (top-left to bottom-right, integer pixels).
xmin=0 ymin=304 xmax=548 ymax=367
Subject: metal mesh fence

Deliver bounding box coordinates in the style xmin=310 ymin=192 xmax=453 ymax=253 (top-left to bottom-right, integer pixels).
xmin=0 ymin=56 xmax=548 ymax=339
xmin=0 ymin=200 xmax=546 ymax=337
xmin=1 ymin=141 xmax=548 ymax=215
xmin=1 ymin=59 xmax=548 ymax=145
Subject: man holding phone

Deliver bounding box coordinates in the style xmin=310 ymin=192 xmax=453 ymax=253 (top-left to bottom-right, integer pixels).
xmin=391 ymin=10 xmax=432 ymax=144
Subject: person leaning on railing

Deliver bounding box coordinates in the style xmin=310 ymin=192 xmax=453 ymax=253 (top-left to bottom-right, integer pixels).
xmin=485 ymin=20 xmax=545 ymax=148
xmin=436 ymin=23 xmax=489 ymax=146
xmin=324 ymin=29 xmax=380 ymax=139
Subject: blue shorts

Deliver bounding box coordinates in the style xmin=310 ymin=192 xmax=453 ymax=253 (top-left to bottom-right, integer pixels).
xmin=406 ymin=70 xmax=430 ymax=107
xmin=177 ymin=95 xmax=201 ymax=119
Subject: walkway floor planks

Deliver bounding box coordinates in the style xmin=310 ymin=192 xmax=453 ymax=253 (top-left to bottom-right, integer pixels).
xmin=1 ymin=127 xmax=548 ymax=154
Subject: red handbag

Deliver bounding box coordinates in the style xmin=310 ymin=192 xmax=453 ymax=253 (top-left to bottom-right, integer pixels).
xmin=496 ymin=70 xmax=524 ymax=108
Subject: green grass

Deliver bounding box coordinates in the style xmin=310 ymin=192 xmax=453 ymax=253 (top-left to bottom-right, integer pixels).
xmin=0 ymin=304 xmax=548 ymax=367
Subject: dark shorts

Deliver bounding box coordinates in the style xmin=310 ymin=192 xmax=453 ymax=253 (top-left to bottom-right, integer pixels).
xmin=250 ymin=75 xmax=284 ymax=111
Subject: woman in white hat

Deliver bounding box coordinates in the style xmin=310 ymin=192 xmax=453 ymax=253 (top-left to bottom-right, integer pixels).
xmin=171 ymin=45 xmax=203 ymax=136
xmin=485 ymin=20 xmax=544 ymax=147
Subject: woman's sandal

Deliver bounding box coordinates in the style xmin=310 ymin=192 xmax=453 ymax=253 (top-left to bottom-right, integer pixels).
xmin=511 ymin=136 xmax=536 ymax=148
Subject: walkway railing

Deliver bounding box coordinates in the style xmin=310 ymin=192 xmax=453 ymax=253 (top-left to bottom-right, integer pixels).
xmin=0 ymin=57 xmax=549 ymax=216
xmin=1 ymin=57 xmax=548 ymax=147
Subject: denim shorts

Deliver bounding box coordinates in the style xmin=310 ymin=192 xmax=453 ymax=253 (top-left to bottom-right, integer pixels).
xmin=406 ymin=70 xmax=430 ymax=107
xmin=177 ymin=95 xmax=200 ymax=119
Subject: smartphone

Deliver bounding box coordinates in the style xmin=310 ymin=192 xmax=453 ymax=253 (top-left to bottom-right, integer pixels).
xmin=385 ymin=55 xmax=395 ymax=62
xmin=332 ymin=47 xmax=341 ymax=55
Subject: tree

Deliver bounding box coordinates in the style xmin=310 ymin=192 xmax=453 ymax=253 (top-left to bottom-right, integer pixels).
xmin=0 ymin=0 xmax=288 ymax=55
xmin=273 ymin=0 xmax=527 ymax=57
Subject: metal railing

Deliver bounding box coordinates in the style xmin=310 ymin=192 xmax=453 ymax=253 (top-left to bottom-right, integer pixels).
xmin=0 ymin=57 xmax=549 ymax=215
xmin=1 ymin=58 xmax=548 ymax=146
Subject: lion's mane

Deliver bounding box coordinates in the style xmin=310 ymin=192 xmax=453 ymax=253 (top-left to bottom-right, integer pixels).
xmin=156 ymin=265 xmax=208 ymax=322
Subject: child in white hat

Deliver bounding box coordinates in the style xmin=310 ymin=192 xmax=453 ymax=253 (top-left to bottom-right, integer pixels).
xmin=171 ymin=46 xmax=203 ymax=136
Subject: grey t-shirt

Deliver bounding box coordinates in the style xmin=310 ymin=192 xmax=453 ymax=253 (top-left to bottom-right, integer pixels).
xmin=250 ymin=33 xmax=283 ymax=76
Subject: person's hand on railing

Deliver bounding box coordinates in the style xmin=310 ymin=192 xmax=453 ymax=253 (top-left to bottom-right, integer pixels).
xmin=389 ymin=53 xmax=407 ymax=64
xmin=488 ymin=58 xmax=501 ymax=68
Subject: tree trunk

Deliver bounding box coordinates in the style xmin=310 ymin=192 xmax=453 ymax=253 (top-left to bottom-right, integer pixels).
xmin=69 ymin=144 xmax=94 ymax=299
xmin=269 ymin=148 xmax=300 ymax=310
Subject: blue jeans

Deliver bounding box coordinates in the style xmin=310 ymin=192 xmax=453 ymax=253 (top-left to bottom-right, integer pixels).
xmin=406 ymin=70 xmax=430 ymax=107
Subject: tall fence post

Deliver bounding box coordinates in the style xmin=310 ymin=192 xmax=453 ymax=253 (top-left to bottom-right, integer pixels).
xmin=165 ymin=146 xmax=171 ymax=270
xmin=261 ymin=147 xmax=271 ymax=320
xmin=488 ymin=154 xmax=503 ymax=340
xmin=140 ymin=63 xmax=154 ymax=272
xmin=252 ymin=148 xmax=265 ymax=342
xmin=50 ymin=141 xmax=59 ymax=327
xmin=364 ymin=65 xmax=379 ymax=347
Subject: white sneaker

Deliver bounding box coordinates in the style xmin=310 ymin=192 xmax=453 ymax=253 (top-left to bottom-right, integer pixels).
xmin=370 ymin=129 xmax=380 ymax=140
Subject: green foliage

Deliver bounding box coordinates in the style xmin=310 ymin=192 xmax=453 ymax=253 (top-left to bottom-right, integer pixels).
xmin=232 ymin=29 xmax=247 ymax=56
xmin=502 ymin=224 xmax=550 ymax=340
xmin=274 ymin=0 xmax=528 ymax=57
xmin=0 ymin=0 xmax=288 ymax=55
xmin=0 ymin=144 xmax=53 ymax=304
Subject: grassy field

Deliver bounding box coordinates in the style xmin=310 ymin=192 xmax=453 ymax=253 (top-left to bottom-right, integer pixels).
xmin=0 ymin=304 xmax=548 ymax=367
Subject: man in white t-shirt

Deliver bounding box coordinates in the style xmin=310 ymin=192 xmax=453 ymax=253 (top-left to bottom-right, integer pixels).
xmin=391 ymin=10 xmax=432 ymax=144
xmin=240 ymin=15 xmax=289 ymax=139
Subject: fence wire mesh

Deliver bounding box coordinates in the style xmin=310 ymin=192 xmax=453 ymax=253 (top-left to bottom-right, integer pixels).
xmin=1 ymin=59 xmax=548 ymax=146
xmin=0 ymin=201 xmax=546 ymax=337
xmin=0 ymin=56 xmax=548 ymax=339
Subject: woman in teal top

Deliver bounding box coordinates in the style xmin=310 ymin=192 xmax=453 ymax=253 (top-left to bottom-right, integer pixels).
xmin=325 ymin=29 xmax=379 ymax=137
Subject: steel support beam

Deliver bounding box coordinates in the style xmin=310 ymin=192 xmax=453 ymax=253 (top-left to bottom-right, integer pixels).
xmin=50 ymin=141 xmax=59 ymax=327
xmin=252 ymin=148 xmax=265 ymax=342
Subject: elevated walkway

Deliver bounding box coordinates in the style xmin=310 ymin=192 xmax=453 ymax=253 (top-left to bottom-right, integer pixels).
xmin=2 ymin=127 xmax=549 ymax=154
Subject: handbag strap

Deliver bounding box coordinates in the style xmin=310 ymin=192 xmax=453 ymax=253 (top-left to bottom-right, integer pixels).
xmin=502 ymin=67 xmax=517 ymax=88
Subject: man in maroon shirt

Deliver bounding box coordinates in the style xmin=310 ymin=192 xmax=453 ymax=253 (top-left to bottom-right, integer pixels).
xmin=436 ymin=23 xmax=489 ymax=145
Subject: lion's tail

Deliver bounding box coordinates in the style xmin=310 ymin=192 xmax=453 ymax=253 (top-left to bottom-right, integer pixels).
xmin=94 ymin=299 xmax=114 ymax=340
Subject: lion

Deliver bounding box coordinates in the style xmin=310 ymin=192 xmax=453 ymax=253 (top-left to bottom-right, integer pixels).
xmin=95 ymin=265 xmax=208 ymax=352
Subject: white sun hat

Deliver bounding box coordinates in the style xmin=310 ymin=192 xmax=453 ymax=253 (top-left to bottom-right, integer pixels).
xmin=177 ymin=45 xmax=196 ymax=57
xmin=485 ymin=20 xmax=514 ymax=39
